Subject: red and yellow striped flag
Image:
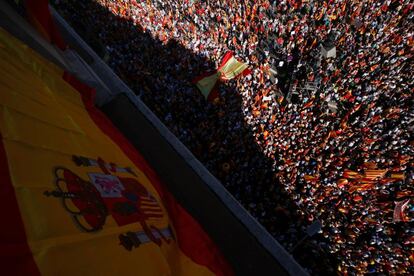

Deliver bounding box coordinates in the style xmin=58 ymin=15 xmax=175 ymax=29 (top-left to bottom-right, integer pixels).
xmin=217 ymin=52 xmax=250 ymax=80
xmin=349 ymin=183 xmax=375 ymax=193
xmin=363 ymin=169 xmax=388 ymax=181
xmin=194 ymin=52 xmax=250 ymax=100
xmin=192 ymin=70 xmax=220 ymax=100
xmin=0 ymin=28 xmax=232 ymax=276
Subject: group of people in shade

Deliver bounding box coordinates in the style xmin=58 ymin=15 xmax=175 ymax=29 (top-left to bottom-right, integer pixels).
xmin=54 ymin=0 xmax=413 ymax=274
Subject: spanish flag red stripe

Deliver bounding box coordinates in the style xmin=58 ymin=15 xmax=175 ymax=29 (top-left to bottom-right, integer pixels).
xmin=218 ymin=51 xmax=234 ymax=69
xmin=24 ymin=0 xmax=66 ymax=50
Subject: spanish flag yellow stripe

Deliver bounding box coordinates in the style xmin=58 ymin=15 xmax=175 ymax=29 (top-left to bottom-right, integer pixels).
xmin=218 ymin=56 xmax=248 ymax=80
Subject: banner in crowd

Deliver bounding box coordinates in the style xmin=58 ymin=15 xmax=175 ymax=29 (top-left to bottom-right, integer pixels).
xmin=0 ymin=28 xmax=232 ymax=276
xmin=194 ymin=51 xmax=250 ymax=101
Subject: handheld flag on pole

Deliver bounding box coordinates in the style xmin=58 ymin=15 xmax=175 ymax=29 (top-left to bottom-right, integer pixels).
xmin=217 ymin=52 xmax=250 ymax=80
xmin=193 ymin=51 xmax=250 ymax=101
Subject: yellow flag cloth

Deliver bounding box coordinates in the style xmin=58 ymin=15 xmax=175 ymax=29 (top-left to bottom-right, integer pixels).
xmin=217 ymin=52 xmax=249 ymax=81
xmin=194 ymin=51 xmax=249 ymax=100
xmin=195 ymin=72 xmax=220 ymax=98
xmin=363 ymin=169 xmax=388 ymax=180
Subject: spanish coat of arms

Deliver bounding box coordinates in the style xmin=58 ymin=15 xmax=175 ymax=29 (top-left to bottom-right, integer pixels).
xmin=44 ymin=155 xmax=173 ymax=251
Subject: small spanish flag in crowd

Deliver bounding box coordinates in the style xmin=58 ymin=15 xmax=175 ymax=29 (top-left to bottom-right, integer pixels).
xmin=193 ymin=51 xmax=250 ymax=101
xmin=0 ymin=27 xmax=232 ymax=276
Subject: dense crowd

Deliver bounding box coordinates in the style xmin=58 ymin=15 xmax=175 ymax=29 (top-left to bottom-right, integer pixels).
xmin=54 ymin=0 xmax=413 ymax=274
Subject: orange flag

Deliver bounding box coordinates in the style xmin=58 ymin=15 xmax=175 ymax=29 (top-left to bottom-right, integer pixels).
xmin=390 ymin=173 xmax=405 ymax=180
xmin=304 ymin=175 xmax=318 ymax=182
xmin=337 ymin=178 xmax=349 ymax=188
xmin=363 ymin=169 xmax=388 ymax=181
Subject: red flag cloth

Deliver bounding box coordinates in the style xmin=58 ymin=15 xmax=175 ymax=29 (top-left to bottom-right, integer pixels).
xmin=24 ymin=0 xmax=67 ymax=50
xmin=337 ymin=178 xmax=349 ymax=188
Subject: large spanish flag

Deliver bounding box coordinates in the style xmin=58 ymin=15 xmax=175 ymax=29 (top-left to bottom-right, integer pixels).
xmin=0 ymin=28 xmax=232 ymax=275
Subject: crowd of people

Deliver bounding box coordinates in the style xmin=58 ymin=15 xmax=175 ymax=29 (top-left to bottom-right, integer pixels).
xmin=54 ymin=0 xmax=413 ymax=274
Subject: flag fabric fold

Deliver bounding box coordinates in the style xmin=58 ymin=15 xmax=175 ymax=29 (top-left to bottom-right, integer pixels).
xmin=194 ymin=51 xmax=250 ymax=101
xmin=217 ymin=51 xmax=250 ymax=81
xmin=193 ymin=71 xmax=220 ymax=101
